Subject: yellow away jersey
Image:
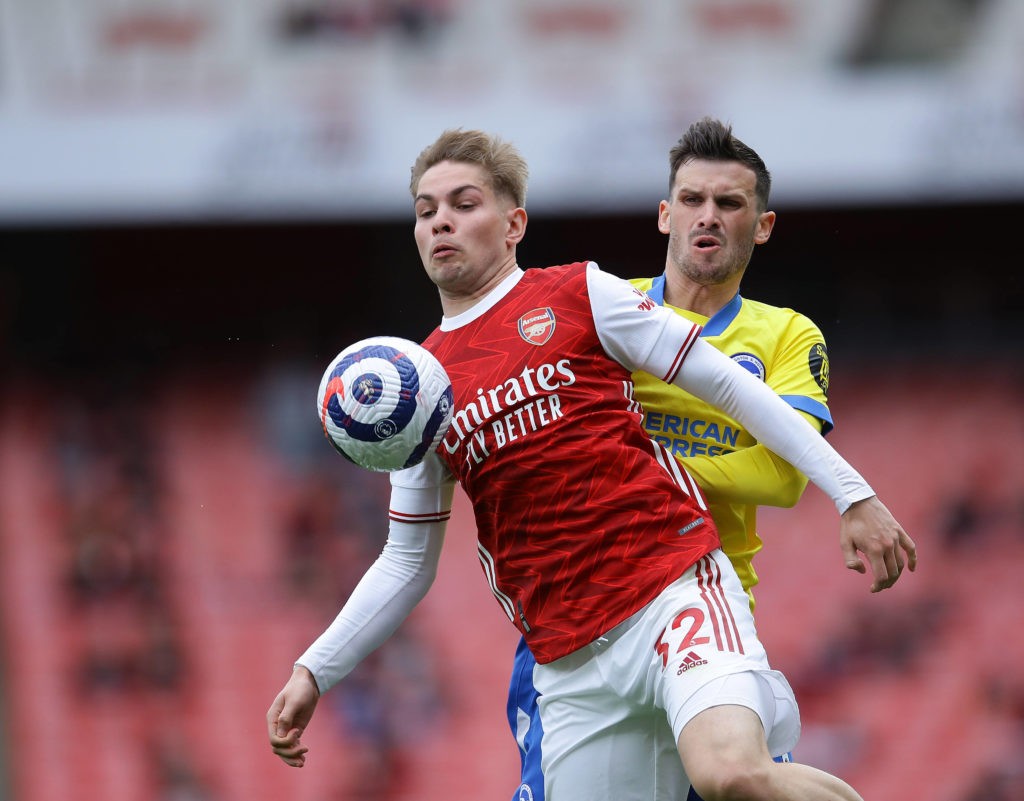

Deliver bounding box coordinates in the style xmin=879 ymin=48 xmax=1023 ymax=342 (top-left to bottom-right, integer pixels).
xmin=630 ymin=275 xmax=832 ymax=609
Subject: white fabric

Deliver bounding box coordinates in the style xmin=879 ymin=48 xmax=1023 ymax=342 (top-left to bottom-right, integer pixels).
xmin=586 ymin=261 xmax=679 ymax=370
xmin=296 ymin=517 xmax=446 ymax=694
xmin=388 ymin=453 xmax=456 ymax=506
xmin=587 ymin=262 xmax=873 ymax=513
xmin=297 ymin=465 xmax=455 ymax=693
xmin=670 ymin=339 xmax=872 ymax=514
xmin=439 ymin=266 xmax=524 ymax=331
xmin=533 ymin=549 xmax=800 ymax=801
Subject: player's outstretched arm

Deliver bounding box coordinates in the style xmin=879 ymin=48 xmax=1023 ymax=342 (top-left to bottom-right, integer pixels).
xmin=661 ymin=336 xmax=919 ymax=592
xmin=839 ymin=496 xmax=917 ymax=592
xmin=267 ymin=665 xmax=320 ymax=767
xmin=683 ymin=443 xmax=811 ymax=508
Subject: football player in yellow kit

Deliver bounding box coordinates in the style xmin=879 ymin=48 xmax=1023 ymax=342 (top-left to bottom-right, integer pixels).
xmin=629 ymin=280 xmax=830 ymax=606
xmin=510 ymin=116 xmax=833 ymax=801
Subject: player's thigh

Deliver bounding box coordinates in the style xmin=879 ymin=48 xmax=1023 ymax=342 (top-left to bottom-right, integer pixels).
xmin=543 ymin=707 xmax=686 ymax=801
xmin=534 ymin=646 xmax=686 ymax=801
xmin=675 ymin=672 xmax=800 ymax=793
xmin=650 ymin=553 xmax=798 ymax=749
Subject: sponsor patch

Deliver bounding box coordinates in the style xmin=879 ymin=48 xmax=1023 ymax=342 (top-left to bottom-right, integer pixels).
xmin=518 ymin=308 xmax=556 ymax=346
xmin=808 ymin=342 xmax=830 ymax=396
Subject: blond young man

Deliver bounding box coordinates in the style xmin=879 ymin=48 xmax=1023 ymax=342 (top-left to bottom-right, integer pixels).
xmin=268 ymin=127 xmax=916 ymax=801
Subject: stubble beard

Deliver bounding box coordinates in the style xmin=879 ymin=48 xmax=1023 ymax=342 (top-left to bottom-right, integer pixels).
xmin=670 ymin=233 xmax=754 ymax=288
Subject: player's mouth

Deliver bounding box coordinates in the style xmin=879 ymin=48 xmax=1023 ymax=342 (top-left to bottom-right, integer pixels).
xmin=433 ymin=242 xmax=458 ymax=258
xmin=692 ymin=234 xmax=722 ymax=251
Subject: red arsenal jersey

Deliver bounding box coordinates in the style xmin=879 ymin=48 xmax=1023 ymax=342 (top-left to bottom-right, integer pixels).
xmin=421 ymin=262 xmax=720 ymax=663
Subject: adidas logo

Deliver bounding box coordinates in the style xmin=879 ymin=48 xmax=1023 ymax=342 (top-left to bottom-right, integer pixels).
xmin=675 ymin=650 xmax=708 ymax=675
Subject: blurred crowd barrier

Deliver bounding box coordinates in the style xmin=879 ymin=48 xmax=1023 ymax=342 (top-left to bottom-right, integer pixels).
xmin=0 ymin=359 xmax=1022 ymax=800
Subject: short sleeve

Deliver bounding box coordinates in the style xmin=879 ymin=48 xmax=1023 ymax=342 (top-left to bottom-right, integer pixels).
xmin=586 ymin=263 xmax=703 ymax=380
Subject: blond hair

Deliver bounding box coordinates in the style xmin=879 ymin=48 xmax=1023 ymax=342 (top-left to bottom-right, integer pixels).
xmin=410 ymin=128 xmax=528 ymax=207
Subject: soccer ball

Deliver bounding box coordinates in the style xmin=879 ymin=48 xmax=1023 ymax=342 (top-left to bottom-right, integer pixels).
xmin=317 ymin=336 xmax=454 ymax=472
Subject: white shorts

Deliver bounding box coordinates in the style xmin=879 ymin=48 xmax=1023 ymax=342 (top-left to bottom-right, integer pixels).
xmin=532 ymin=549 xmax=801 ymax=801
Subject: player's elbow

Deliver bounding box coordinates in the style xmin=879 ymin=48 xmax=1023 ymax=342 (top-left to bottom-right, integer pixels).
xmin=774 ymin=474 xmax=810 ymax=508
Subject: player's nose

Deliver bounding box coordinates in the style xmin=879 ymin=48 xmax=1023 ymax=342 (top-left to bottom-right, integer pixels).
xmin=695 ymin=201 xmax=720 ymax=227
xmin=432 ymin=207 xmax=454 ymax=234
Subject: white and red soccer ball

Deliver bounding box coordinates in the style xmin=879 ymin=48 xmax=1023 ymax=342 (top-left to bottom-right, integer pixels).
xmin=317 ymin=336 xmax=453 ymax=472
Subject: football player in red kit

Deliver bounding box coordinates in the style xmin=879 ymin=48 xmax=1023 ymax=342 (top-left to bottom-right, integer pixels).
xmin=268 ymin=128 xmax=916 ymax=801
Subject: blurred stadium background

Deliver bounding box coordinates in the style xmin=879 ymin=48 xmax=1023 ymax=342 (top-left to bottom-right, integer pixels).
xmin=1 ymin=1 xmax=1023 ymax=799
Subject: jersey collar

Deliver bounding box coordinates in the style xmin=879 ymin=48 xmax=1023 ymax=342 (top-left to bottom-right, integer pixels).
xmin=647 ymin=273 xmax=742 ymax=337
xmin=440 ymin=267 xmax=524 ymax=331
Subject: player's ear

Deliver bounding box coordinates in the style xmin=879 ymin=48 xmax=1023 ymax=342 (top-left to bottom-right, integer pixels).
xmin=657 ymin=200 xmax=671 ymax=234
xmin=754 ymin=210 xmax=776 ymax=245
xmin=506 ymin=206 xmax=528 ymax=244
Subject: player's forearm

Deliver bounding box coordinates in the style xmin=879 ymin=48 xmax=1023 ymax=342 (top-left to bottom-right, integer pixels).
xmin=675 ymin=340 xmax=873 ymax=514
xmin=296 ymin=519 xmax=445 ymax=694
xmin=683 ymin=445 xmax=810 ymax=508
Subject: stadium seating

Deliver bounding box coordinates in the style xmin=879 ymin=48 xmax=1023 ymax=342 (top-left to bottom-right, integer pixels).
xmin=0 ymin=365 xmax=1020 ymax=801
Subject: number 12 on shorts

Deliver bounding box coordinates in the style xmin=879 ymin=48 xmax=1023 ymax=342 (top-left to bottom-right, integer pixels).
xmin=655 ymin=603 xmax=744 ymax=676
xmin=656 ymin=607 xmax=711 ymax=674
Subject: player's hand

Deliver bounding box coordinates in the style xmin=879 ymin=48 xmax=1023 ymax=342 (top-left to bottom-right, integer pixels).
xmin=839 ymin=495 xmax=917 ymax=592
xmin=267 ymin=665 xmax=321 ymax=767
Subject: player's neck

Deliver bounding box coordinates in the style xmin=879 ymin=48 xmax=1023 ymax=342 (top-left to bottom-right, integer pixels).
xmin=438 ymin=257 xmax=520 ymax=318
xmin=664 ymin=279 xmax=738 ymax=318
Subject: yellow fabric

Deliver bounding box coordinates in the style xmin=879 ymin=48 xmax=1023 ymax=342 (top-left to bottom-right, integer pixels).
xmin=630 ymin=277 xmax=830 ymax=611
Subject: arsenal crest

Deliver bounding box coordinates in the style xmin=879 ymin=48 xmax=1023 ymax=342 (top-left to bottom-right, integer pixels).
xmin=518 ymin=308 xmax=556 ymax=345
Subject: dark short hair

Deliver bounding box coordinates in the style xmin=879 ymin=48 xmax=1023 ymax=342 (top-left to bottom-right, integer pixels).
xmin=410 ymin=128 xmax=528 ymax=208
xmin=669 ymin=117 xmax=771 ymax=209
